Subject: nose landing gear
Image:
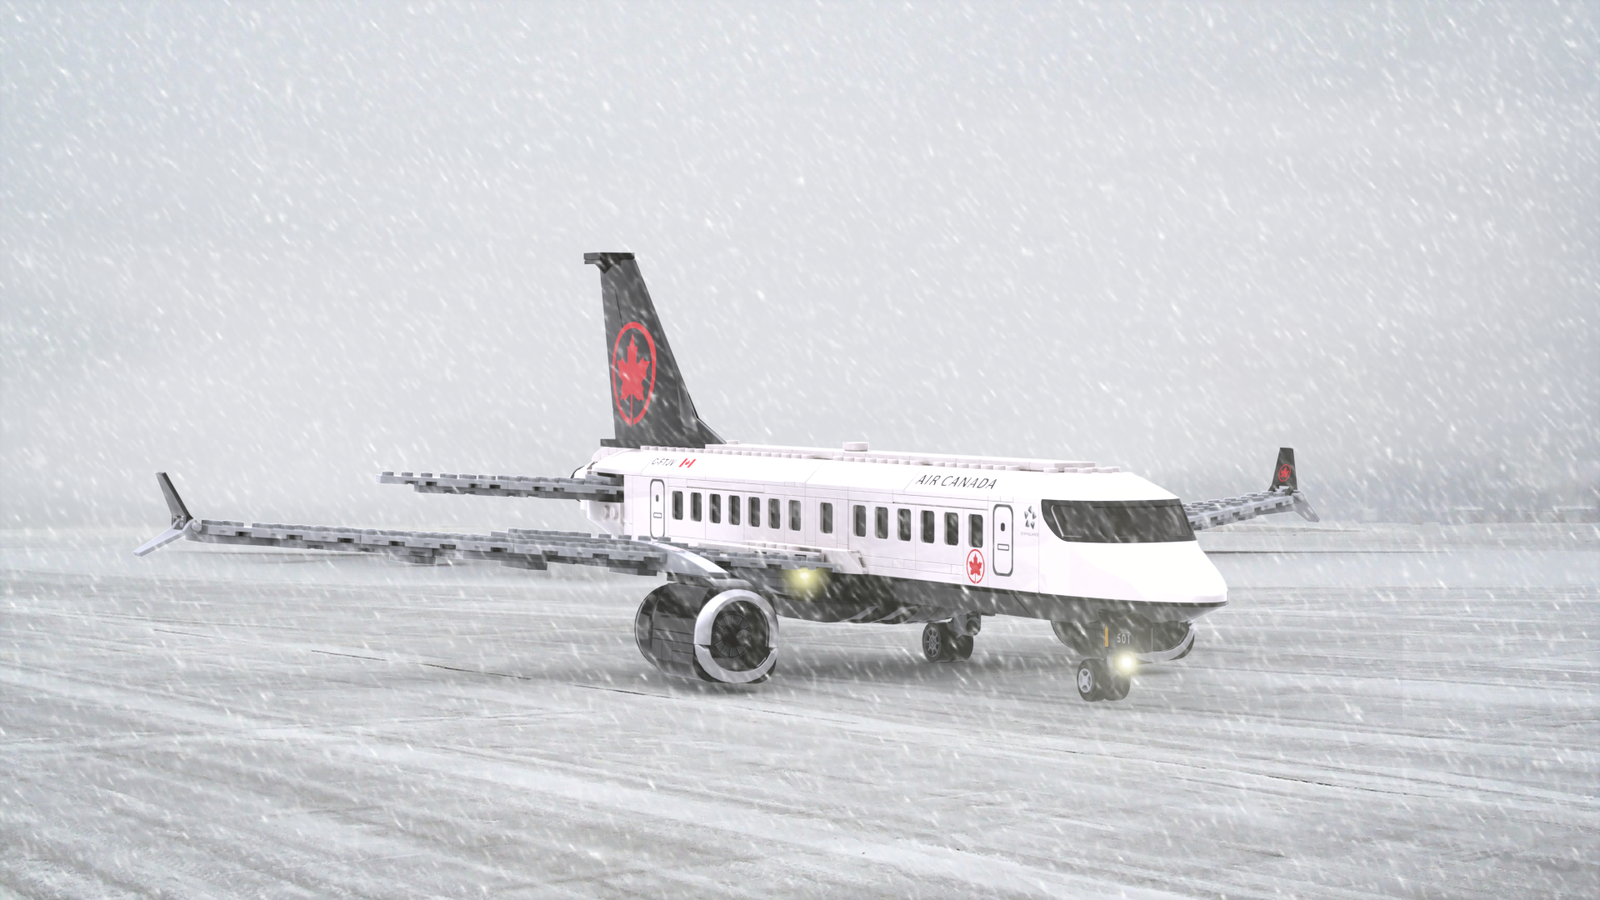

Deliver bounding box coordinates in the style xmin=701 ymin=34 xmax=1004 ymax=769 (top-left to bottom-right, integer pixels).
xmin=1075 ymin=656 xmax=1133 ymax=702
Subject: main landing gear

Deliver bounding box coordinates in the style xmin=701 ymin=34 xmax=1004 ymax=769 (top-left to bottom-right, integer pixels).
xmin=921 ymin=612 xmax=980 ymax=663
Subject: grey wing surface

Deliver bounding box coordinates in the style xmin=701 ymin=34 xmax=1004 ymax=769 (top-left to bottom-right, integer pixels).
xmin=1184 ymin=448 xmax=1321 ymax=532
xmin=134 ymin=473 xmax=832 ymax=583
xmin=376 ymin=470 xmax=623 ymax=502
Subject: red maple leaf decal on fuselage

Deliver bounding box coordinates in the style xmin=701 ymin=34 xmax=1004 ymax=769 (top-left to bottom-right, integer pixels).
xmin=966 ymin=550 xmax=984 ymax=583
xmin=615 ymin=335 xmax=651 ymax=405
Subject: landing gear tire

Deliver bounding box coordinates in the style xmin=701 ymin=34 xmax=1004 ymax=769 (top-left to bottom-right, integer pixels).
xmin=922 ymin=622 xmax=958 ymax=663
xmin=1077 ymin=658 xmax=1132 ymax=702
xmin=1076 ymin=658 xmax=1106 ymax=701
xmin=1104 ymin=669 xmax=1131 ymax=701
xmin=953 ymin=634 xmax=974 ymax=661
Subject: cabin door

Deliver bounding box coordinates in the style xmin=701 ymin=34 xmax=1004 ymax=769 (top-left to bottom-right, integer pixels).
xmin=649 ymin=479 xmax=666 ymax=538
xmin=992 ymin=504 xmax=1014 ymax=576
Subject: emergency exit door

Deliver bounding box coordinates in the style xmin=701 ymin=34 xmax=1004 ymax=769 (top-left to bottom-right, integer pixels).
xmin=649 ymin=479 xmax=666 ymax=538
xmin=993 ymin=504 xmax=1013 ymax=576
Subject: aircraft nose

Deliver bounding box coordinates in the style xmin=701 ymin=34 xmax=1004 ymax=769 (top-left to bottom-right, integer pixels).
xmin=1066 ymin=543 xmax=1227 ymax=606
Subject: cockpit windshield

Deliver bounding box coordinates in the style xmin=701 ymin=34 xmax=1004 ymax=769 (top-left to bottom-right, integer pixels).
xmin=1041 ymin=498 xmax=1195 ymax=543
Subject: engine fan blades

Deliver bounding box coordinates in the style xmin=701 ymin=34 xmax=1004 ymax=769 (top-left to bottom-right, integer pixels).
xmin=709 ymin=601 xmax=770 ymax=671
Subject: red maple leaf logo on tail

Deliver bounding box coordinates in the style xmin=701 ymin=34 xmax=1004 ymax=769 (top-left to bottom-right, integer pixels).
xmin=615 ymin=336 xmax=651 ymax=405
xmin=1278 ymin=464 xmax=1292 ymax=484
xmin=611 ymin=322 xmax=657 ymax=426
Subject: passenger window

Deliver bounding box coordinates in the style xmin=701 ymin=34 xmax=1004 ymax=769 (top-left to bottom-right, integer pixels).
xmin=821 ymin=502 xmax=834 ymax=534
xmin=749 ymin=496 xmax=761 ymax=527
xmin=672 ymin=491 xmax=683 ymax=520
xmin=769 ymin=498 xmax=781 ymax=530
xmin=945 ymin=512 xmax=959 ymax=545
xmin=897 ymin=509 xmax=912 ymax=541
xmin=875 ymin=507 xmax=889 ymax=540
xmin=729 ymin=494 xmax=741 ymax=526
xmin=854 ymin=505 xmax=867 ymax=537
xmin=789 ymin=499 xmax=801 ymax=531
xmin=969 ymin=513 xmax=984 ymax=548
xmin=691 ymin=492 xmax=703 ymax=522
xmin=709 ymin=493 xmax=721 ymax=524
xmin=920 ymin=510 xmax=935 ymax=543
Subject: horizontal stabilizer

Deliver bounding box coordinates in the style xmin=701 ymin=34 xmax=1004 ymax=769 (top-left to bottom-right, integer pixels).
xmin=376 ymin=471 xmax=624 ymax=503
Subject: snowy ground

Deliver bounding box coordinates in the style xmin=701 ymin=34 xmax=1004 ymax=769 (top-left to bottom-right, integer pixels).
xmin=3 ymin=523 xmax=1597 ymax=898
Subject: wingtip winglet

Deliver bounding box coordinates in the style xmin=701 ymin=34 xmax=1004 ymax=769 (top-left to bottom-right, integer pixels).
xmin=1270 ymin=448 xmax=1298 ymax=493
xmin=133 ymin=526 xmax=187 ymax=557
xmin=156 ymin=471 xmax=192 ymax=526
xmin=135 ymin=472 xmax=195 ymax=557
xmin=1293 ymin=493 xmax=1321 ymax=523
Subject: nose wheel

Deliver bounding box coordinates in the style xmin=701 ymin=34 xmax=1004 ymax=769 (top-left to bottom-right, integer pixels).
xmin=1076 ymin=658 xmax=1132 ymax=702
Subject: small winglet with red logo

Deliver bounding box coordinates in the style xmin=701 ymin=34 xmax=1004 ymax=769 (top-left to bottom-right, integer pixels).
xmin=585 ymin=252 xmax=724 ymax=450
xmin=1269 ymin=447 xmax=1298 ymax=493
xmin=1184 ymin=448 xmax=1319 ymax=529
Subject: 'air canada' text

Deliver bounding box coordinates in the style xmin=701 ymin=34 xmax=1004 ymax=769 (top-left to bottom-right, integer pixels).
xmin=910 ymin=474 xmax=1001 ymax=491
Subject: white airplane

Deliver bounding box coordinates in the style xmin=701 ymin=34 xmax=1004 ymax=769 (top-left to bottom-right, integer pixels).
xmin=137 ymin=252 xmax=1319 ymax=702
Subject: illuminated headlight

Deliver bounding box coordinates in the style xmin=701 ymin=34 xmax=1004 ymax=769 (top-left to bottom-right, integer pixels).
xmin=1113 ymin=652 xmax=1139 ymax=674
xmin=782 ymin=567 xmax=828 ymax=599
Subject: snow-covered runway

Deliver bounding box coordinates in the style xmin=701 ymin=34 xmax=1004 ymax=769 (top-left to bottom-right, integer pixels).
xmin=4 ymin=525 xmax=1596 ymax=897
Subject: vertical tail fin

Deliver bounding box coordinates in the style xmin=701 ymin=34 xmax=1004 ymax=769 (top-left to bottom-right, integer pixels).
xmin=586 ymin=252 xmax=723 ymax=449
xmin=1269 ymin=447 xmax=1298 ymax=492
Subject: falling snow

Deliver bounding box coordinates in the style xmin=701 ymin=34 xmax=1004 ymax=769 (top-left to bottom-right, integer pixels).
xmin=3 ymin=2 xmax=1596 ymax=897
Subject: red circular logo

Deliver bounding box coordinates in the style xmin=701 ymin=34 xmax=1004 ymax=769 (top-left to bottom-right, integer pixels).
xmin=1278 ymin=463 xmax=1292 ymax=483
xmin=966 ymin=549 xmax=985 ymax=584
xmin=611 ymin=322 xmax=657 ymax=426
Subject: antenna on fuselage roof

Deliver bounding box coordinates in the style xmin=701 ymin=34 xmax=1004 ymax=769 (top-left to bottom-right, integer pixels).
xmin=586 ymin=252 xmax=724 ymax=450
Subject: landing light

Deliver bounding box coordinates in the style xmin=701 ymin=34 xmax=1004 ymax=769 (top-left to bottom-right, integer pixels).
xmin=782 ymin=567 xmax=828 ymax=599
xmin=1113 ymin=652 xmax=1139 ymax=674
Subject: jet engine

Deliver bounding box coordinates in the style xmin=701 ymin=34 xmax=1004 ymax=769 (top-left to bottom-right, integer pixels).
xmin=634 ymin=583 xmax=779 ymax=683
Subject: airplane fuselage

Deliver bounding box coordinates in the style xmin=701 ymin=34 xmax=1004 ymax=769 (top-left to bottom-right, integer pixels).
xmin=582 ymin=442 xmax=1228 ymax=629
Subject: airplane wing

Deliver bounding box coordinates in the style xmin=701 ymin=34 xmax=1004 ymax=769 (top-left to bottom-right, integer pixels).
xmin=376 ymin=470 xmax=623 ymax=502
xmin=134 ymin=473 xmax=830 ymax=582
xmin=1184 ymin=448 xmax=1321 ymax=532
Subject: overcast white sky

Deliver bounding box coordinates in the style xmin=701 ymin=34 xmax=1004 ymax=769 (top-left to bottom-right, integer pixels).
xmin=3 ymin=1 xmax=1595 ymax=528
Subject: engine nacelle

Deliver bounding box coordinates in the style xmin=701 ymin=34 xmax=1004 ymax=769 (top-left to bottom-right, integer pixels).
xmin=634 ymin=584 xmax=779 ymax=684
